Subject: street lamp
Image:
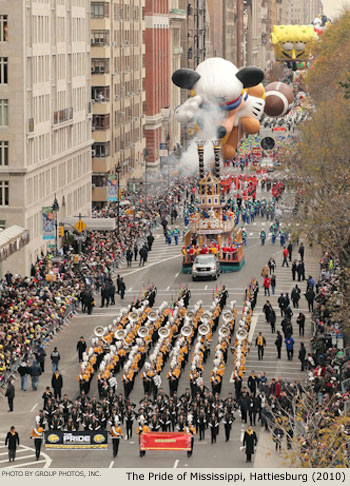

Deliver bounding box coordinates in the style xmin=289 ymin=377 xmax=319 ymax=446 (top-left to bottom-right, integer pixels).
xmin=52 ymin=194 xmax=59 ymax=256
xmin=116 ymin=163 xmax=121 ymax=234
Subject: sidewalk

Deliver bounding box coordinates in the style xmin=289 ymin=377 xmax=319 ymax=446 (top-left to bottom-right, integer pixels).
xmin=254 ymin=428 xmax=285 ymax=467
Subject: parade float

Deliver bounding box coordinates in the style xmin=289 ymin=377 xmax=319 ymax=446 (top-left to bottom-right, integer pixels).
xmin=171 ymin=57 xmax=292 ymax=274
xmin=181 ymin=141 xmax=244 ymax=274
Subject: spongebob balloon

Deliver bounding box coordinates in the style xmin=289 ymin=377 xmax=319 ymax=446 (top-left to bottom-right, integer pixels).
xmin=271 ymin=25 xmax=317 ymax=65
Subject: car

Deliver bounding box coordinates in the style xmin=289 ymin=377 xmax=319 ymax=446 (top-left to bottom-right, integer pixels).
xmin=192 ymin=254 xmax=220 ymax=281
xmin=259 ymin=157 xmax=275 ymax=172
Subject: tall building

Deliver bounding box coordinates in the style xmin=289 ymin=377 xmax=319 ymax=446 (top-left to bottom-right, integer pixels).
xmin=169 ymin=1 xmax=186 ymax=156
xmin=222 ymin=0 xmax=238 ymax=65
xmin=0 ymin=0 xmax=93 ymax=275
xmin=91 ymin=0 xmax=145 ymax=205
xmin=207 ymin=0 xmax=223 ymax=57
xmin=245 ymin=0 xmax=273 ymax=71
xmin=178 ymin=0 xmax=209 ymax=145
xmin=143 ymin=0 xmax=171 ymax=169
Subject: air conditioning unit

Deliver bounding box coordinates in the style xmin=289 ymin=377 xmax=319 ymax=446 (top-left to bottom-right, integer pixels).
xmin=91 ymin=149 xmax=96 ymax=157
xmin=125 ymin=40 xmax=130 ymax=45
xmin=141 ymin=114 xmax=145 ymax=118
xmin=120 ymin=86 xmax=125 ymax=91
xmin=115 ymin=95 xmax=119 ymax=100
xmin=134 ymin=117 xmax=138 ymax=121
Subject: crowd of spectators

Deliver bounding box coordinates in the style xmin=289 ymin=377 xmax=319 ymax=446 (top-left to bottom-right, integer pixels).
xmin=0 ymin=175 xmax=197 ymax=388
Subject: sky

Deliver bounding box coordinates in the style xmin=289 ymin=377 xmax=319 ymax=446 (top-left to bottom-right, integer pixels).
xmin=322 ymin=0 xmax=349 ymax=18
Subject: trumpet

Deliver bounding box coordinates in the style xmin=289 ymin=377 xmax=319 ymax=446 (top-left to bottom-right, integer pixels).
xmin=138 ymin=327 xmax=149 ymax=338
xmin=94 ymin=326 xmax=105 ymax=338
xmin=198 ymin=323 xmax=210 ymax=336
xmin=219 ymin=326 xmax=230 ymax=338
xmin=115 ymin=329 xmax=126 ymax=340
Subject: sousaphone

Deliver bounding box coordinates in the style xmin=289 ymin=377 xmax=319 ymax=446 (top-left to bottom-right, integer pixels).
xmin=181 ymin=325 xmax=193 ymax=337
xmin=129 ymin=312 xmax=139 ymax=323
xmin=94 ymin=326 xmax=105 ymax=338
xmin=158 ymin=327 xmax=170 ymax=339
xmin=138 ymin=327 xmax=149 ymax=338
xmin=115 ymin=329 xmax=126 ymax=340
xmin=236 ymin=328 xmax=247 ymax=343
xmin=222 ymin=310 xmax=233 ymax=324
xmin=148 ymin=310 xmax=158 ymax=322
xmin=198 ymin=323 xmax=210 ymax=336
xmin=219 ymin=326 xmax=230 ymax=338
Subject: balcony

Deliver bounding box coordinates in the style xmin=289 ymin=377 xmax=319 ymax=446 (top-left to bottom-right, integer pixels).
xmin=92 ymin=156 xmax=112 ymax=174
xmin=92 ymin=186 xmax=108 ymax=202
xmin=53 ymin=107 xmax=73 ymax=127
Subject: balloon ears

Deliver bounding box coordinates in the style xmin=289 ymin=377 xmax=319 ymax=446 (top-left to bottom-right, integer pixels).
xmin=235 ymin=67 xmax=264 ymax=88
xmin=172 ymin=69 xmax=201 ymax=90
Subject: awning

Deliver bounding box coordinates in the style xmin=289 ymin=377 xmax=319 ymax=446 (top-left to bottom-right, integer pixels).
xmin=0 ymin=225 xmax=30 ymax=262
xmin=61 ymin=217 xmax=116 ymax=232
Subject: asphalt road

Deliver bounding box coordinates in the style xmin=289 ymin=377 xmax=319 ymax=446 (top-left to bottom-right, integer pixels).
xmin=0 ymin=177 xmax=320 ymax=469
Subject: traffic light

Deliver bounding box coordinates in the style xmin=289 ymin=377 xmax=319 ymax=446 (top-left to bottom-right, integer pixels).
xmin=58 ymin=225 xmax=64 ymax=237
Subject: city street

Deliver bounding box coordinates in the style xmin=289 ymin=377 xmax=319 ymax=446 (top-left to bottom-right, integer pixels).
xmin=0 ymin=183 xmax=320 ymax=468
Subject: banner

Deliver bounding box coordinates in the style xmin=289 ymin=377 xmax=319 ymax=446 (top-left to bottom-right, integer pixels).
xmin=45 ymin=430 xmax=108 ymax=449
xmin=42 ymin=206 xmax=55 ymax=240
xmin=139 ymin=432 xmax=191 ymax=451
xmin=107 ymin=175 xmax=119 ymax=202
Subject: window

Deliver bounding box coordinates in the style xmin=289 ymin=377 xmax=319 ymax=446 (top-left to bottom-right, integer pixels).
xmin=0 ymin=99 xmax=8 ymax=126
xmin=0 ymin=15 xmax=7 ymax=42
xmin=0 ymin=180 xmax=9 ymax=206
xmin=93 ymin=142 xmax=110 ymax=157
xmin=91 ymin=2 xmax=109 ymax=19
xmin=91 ymin=30 xmax=109 ymax=46
xmin=0 ymin=57 xmax=7 ymax=84
xmin=91 ymin=58 xmax=109 ymax=74
xmin=92 ymin=86 xmax=110 ymax=101
xmin=0 ymin=141 xmax=8 ymax=166
xmin=93 ymin=114 xmax=110 ymax=130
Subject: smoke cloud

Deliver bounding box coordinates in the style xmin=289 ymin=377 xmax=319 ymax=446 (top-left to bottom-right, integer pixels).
xmin=180 ymin=102 xmax=224 ymax=174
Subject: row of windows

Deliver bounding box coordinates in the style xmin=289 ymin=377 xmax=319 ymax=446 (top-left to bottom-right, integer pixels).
xmin=26 ymin=152 xmax=91 ymax=206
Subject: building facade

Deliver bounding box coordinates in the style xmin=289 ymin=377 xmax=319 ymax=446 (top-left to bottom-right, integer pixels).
xmin=0 ymin=0 xmax=93 ymax=275
xmin=222 ymin=0 xmax=238 ymax=66
xmin=91 ymin=0 xmax=146 ymax=204
xmin=143 ymin=0 xmax=170 ymax=169
xmin=245 ymin=0 xmax=273 ymax=71
xmin=169 ymin=1 xmax=186 ymax=157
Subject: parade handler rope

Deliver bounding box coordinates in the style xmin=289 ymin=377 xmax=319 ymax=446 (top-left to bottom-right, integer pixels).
xmin=139 ymin=432 xmax=192 ymax=452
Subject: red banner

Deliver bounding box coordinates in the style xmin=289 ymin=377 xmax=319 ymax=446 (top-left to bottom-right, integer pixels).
xmin=139 ymin=432 xmax=192 ymax=451
xmin=272 ymin=127 xmax=286 ymax=132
